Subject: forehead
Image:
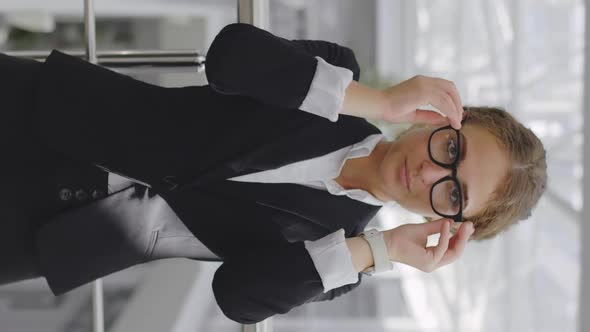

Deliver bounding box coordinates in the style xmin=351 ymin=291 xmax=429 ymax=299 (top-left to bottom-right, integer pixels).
xmin=458 ymin=124 xmax=509 ymax=217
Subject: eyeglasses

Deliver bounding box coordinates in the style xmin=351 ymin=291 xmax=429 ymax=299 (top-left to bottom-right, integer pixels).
xmin=427 ymin=125 xmax=465 ymax=223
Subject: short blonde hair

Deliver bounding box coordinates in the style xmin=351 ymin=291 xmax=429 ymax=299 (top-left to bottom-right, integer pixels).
xmin=408 ymin=106 xmax=547 ymax=241
xmin=407 ymin=107 xmax=547 ymax=241
xmin=460 ymin=106 xmax=547 ymax=241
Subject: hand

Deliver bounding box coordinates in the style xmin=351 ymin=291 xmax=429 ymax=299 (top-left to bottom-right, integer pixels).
xmin=383 ymin=218 xmax=474 ymax=273
xmin=380 ymin=75 xmax=464 ymax=129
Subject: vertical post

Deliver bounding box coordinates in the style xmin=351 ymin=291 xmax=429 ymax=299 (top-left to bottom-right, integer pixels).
xmin=85 ymin=0 xmax=98 ymax=64
xmin=237 ymin=0 xmax=269 ymax=30
xmin=580 ymin=1 xmax=590 ymax=331
xmin=92 ymin=278 xmax=105 ymax=332
xmin=84 ymin=1 xmax=104 ymax=332
xmin=242 ymin=318 xmax=273 ymax=332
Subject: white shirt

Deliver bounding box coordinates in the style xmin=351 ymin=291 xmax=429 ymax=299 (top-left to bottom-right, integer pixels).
xmin=108 ymin=56 xmax=388 ymax=293
xmin=229 ymin=132 xmax=387 ymax=292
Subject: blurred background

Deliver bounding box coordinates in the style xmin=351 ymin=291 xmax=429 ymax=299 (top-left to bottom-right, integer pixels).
xmin=0 ymin=0 xmax=584 ymax=331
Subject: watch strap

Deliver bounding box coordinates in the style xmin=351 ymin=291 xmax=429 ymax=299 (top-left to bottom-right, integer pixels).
xmin=359 ymin=228 xmax=393 ymax=276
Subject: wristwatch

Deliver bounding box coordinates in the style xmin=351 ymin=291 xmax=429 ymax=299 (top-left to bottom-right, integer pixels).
xmin=359 ymin=228 xmax=394 ymax=276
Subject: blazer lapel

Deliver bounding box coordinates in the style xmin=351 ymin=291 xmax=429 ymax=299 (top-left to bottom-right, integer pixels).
xmin=183 ymin=114 xmax=381 ymax=189
xmin=203 ymin=180 xmax=381 ymax=240
xmin=195 ymin=115 xmax=383 ymax=239
xmin=239 ymin=114 xmax=381 ymax=172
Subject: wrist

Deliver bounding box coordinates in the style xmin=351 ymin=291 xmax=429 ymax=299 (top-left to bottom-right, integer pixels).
xmin=359 ymin=229 xmax=394 ymax=275
xmin=345 ymin=236 xmax=374 ymax=272
xmin=383 ymin=229 xmax=399 ymax=263
xmin=340 ymin=81 xmax=389 ymax=121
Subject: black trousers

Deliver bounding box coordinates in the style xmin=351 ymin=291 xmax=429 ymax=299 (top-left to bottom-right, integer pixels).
xmin=0 ymin=53 xmax=108 ymax=286
xmin=0 ymin=54 xmax=47 ymax=285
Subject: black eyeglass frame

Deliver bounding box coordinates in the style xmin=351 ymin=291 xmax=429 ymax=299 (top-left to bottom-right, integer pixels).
xmin=427 ymin=125 xmax=464 ymax=223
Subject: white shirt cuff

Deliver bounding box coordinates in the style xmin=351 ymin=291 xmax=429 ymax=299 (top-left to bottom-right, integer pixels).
xmin=304 ymin=228 xmax=359 ymax=293
xmin=299 ymin=56 xmax=354 ymax=122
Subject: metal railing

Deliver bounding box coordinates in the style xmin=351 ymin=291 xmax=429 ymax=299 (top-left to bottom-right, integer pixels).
xmin=9 ymin=0 xmax=272 ymax=331
xmin=5 ymin=49 xmax=206 ymax=73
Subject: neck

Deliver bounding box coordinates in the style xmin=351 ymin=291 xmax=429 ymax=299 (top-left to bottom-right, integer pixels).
xmin=335 ymin=140 xmax=390 ymax=200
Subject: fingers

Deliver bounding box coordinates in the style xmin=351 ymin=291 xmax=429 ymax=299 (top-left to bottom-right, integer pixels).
xmin=413 ymin=110 xmax=450 ymax=126
xmin=382 ymin=75 xmax=464 ymax=127
xmin=432 ymin=91 xmax=462 ymax=129
xmin=414 ymin=76 xmax=463 ymax=129
xmin=434 ymin=78 xmax=464 ymax=125
xmin=439 ymin=221 xmax=474 ymax=266
xmin=432 ymin=219 xmax=451 ymax=263
xmin=423 ymin=218 xmax=452 ymax=235
xmin=401 ymin=219 xmax=471 ymax=273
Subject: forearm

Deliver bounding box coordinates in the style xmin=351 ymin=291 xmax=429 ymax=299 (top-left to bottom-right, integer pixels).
xmin=345 ymin=236 xmax=375 ymax=272
xmin=339 ymin=80 xmax=388 ymax=121
xmin=206 ymin=23 xmax=363 ymax=113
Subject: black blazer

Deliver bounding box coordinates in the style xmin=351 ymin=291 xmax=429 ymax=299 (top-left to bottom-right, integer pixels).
xmin=33 ymin=23 xmax=384 ymax=323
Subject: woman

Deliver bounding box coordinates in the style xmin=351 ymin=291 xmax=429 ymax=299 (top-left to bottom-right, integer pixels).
xmin=0 ymin=23 xmax=546 ymax=323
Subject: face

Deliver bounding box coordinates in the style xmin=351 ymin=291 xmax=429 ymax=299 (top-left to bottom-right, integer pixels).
xmin=374 ymin=124 xmax=510 ymax=219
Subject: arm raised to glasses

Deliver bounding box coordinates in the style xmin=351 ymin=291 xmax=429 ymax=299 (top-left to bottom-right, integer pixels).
xmin=205 ymin=23 xmax=359 ymax=113
xmin=212 ymin=218 xmax=473 ymax=324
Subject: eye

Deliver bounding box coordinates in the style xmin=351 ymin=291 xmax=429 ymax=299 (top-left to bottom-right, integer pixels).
xmin=447 ymin=138 xmax=458 ymax=161
xmin=449 ymin=186 xmax=460 ymax=207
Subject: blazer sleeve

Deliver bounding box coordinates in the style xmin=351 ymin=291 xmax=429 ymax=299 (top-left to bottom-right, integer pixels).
xmin=205 ymin=23 xmax=360 ymax=110
xmin=305 ymin=275 xmax=363 ymax=303
xmin=212 ymin=241 xmax=329 ymax=324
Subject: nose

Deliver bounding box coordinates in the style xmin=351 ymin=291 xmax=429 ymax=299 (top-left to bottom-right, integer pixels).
xmin=419 ymin=160 xmax=451 ymax=186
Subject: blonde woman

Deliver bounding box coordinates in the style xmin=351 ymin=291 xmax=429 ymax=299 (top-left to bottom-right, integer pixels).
xmin=0 ymin=23 xmax=546 ymax=324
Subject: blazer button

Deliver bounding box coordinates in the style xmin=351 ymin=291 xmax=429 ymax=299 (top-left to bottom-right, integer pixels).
xmin=75 ymin=189 xmax=88 ymax=201
xmin=91 ymin=189 xmax=106 ymax=199
xmin=58 ymin=188 xmax=73 ymax=201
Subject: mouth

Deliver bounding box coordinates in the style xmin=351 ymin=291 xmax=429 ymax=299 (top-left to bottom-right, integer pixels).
xmin=401 ymin=158 xmax=411 ymax=192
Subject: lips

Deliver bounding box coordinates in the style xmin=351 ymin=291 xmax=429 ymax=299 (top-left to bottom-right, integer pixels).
xmin=401 ymin=158 xmax=410 ymax=192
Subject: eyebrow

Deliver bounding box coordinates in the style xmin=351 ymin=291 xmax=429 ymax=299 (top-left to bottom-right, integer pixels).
xmin=460 ymin=132 xmax=468 ymax=162
xmin=462 ymin=179 xmax=469 ymax=211
xmin=460 ymin=132 xmax=469 ymax=210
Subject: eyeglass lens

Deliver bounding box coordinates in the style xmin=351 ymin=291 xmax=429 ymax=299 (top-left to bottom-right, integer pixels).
xmin=429 ymin=129 xmax=462 ymax=216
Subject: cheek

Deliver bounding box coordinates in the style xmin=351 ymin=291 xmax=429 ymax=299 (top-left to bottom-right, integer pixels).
xmin=402 ymin=136 xmax=430 ymax=166
xmin=407 ymin=193 xmax=433 ymax=213
xmin=397 ymin=187 xmax=438 ymax=217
